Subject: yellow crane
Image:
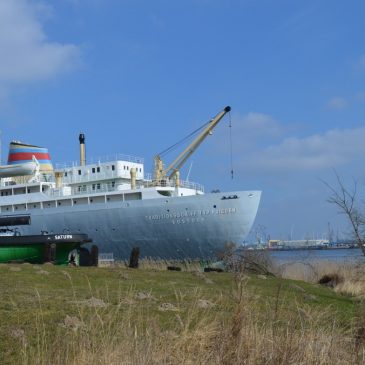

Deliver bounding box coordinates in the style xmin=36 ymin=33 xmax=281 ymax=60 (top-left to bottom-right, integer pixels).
xmin=153 ymin=106 xmax=231 ymax=185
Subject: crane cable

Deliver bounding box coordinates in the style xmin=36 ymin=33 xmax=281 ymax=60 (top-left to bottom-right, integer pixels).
xmin=229 ymin=110 xmax=234 ymax=179
xmin=157 ymin=119 xmax=212 ymax=158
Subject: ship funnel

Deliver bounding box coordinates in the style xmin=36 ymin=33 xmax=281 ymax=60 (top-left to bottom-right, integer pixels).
xmin=79 ymin=133 xmax=86 ymax=166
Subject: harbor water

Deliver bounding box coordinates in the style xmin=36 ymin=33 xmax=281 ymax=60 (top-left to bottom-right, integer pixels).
xmin=268 ymin=248 xmax=365 ymax=264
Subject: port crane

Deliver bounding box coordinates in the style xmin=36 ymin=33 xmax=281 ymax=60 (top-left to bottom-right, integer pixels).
xmin=153 ymin=106 xmax=231 ymax=184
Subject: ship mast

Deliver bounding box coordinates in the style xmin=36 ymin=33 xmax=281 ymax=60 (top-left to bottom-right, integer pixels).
xmin=153 ymin=106 xmax=231 ymax=183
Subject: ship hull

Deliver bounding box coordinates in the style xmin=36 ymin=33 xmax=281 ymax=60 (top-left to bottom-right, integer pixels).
xmin=6 ymin=190 xmax=260 ymax=259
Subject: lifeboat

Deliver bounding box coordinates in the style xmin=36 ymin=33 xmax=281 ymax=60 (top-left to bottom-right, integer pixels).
xmin=0 ymin=161 xmax=38 ymax=178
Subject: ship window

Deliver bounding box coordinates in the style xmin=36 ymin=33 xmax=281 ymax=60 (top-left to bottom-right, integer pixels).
xmin=112 ymin=165 xmax=115 ymax=171
xmin=112 ymin=181 xmax=115 ymax=187
xmin=97 ymin=167 xmax=100 ymax=173
xmin=74 ymin=201 xmax=77 ymax=204
xmin=127 ymin=166 xmax=129 ymax=170
xmin=78 ymin=170 xmax=81 ymax=175
xmin=28 ymin=189 xmax=30 ymax=193
xmin=92 ymin=168 xmax=95 ymax=173
xmin=90 ymin=199 xmax=93 ymax=203
xmin=58 ymin=202 xmax=61 ymax=205
xmin=65 ymin=172 xmax=67 ymax=177
xmin=97 ymin=183 xmax=100 ymax=189
xmin=78 ymin=186 xmax=82 ymax=192
xmin=15 ymin=207 xmax=18 ymax=210
xmin=92 ymin=184 xmax=96 ymax=190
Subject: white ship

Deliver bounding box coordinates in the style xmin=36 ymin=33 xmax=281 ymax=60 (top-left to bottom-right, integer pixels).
xmin=0 ymin=107 xmax=261 ymax=258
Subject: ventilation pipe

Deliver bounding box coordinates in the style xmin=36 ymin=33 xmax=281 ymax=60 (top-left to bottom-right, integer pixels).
xmin=174 ymin=170 xmax=180 ymax=188
xmin=55 ymin=171 xmax=63 ymax=188
xmin=79 ymin=133 xmax=86 ymax=166
xmin=130 ymin=167 xmax=136 ymax=189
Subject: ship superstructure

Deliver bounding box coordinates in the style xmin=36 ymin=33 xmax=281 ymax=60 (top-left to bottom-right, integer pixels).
xmin=0 ymin=107 xmax=261 ymax=258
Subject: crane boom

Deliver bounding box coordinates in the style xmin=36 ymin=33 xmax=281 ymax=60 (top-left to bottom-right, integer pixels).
xmin=153 ymin=106 xmax=231 ymax=183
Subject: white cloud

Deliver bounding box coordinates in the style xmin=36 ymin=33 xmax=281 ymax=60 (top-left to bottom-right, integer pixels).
xmin=0 ymin=1 xmax=81 ymax=85
xmin=326 ymin=97 xmax=348 ymax=110
xmin=226 ymin=112 xmax=289 ymax=149
xmin=238 ymin=112 xmax=284 ymax=137
xmin=242 ymin=127 xmax=365 ymax=172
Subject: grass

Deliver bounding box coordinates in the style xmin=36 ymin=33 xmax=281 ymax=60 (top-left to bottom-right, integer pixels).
xmin=0 ymin=262 xmax=363 ymax=364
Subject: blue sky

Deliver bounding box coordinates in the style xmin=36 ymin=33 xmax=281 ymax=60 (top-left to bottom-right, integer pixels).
xmin=1 ymin=0 xmax=365 ymax=241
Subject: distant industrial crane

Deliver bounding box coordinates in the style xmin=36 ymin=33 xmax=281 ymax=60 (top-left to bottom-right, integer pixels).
xmin=153 ymin=106 xmax=231 ymax=184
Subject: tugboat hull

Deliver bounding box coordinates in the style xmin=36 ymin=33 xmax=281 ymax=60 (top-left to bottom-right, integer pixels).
xmin=0 ymin=234 xmax=92 ymax=264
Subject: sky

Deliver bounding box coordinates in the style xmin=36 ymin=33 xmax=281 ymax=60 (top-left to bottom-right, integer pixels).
xmin=1 ymin=0 xmax=365 ymax=241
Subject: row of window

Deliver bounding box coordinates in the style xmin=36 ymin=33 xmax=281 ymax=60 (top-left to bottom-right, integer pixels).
xmin=1 ymin=187 xmax=45 ymax=196
xmin=2 ymin=192 xmax=142 ymax=211
xmin=77 ymin=181 xmax=116 ymax=192
xmin=64 ymin=165 xmax=142 ymax=177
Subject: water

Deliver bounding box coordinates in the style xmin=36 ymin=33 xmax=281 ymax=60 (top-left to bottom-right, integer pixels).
xmin=268 ymin=248 xmax=365 ymax=264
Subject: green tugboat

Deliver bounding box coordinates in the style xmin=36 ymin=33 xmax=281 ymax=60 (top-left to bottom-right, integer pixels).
xmin=0 ymin=231 xmax=93 ymax=264
xmin=0 ymin=214 xmax=95 ymax=265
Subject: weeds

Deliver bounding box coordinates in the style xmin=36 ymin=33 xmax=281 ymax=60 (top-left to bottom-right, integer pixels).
xmin=0 ymin=263 xmax=363 ymax=364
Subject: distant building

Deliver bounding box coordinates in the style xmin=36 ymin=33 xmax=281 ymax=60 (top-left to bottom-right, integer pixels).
xmin=268 ymin=239 xmax=329 ymax=249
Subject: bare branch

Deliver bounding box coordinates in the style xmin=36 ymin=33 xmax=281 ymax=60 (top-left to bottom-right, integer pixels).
xmin=323 ymin=171 xmax=365 ymax=255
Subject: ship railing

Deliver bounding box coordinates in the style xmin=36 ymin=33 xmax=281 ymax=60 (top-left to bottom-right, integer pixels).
xmin=41 ymin=175 xmax=204 ymax=198
xmin=55 ymin=154 xmax=144 ymax=169
xmin=43 ymin=183 xmax=122 ymax=197
xmin=98 ymin=253 xmax=115 ymax=267
xmin=143 ymin=173 xmax=204 ymax=192
xmin=0 ymin=173 xmax=56 ymax=186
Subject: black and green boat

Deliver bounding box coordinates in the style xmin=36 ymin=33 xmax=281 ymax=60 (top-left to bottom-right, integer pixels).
xmin=0 ymin=214 xmax=95 ymax=265
xmin=0 ymin=232 xmax=93 ymax=265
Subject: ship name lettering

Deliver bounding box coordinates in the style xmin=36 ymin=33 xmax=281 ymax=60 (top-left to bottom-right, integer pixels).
xmin=145 ymin=208 xmax=236 ymax=222
xmin=55 ymin=234 xmax=73 ymax=239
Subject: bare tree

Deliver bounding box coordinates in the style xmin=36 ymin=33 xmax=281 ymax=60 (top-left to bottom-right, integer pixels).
xmin=324 ymin=172 xmax=365 ymax=255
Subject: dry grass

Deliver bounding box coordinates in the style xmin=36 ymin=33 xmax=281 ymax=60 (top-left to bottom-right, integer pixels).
xmin=19 ymin=276 xmax=364 ymax=365
xmin=115 ymin=258 xmax=208 ymax=272
xmin=0 ymin=263 xmax=363 ymax=364
xmin=277 ymin=259 xmax=365 ymax=298
xmin=0 ymin=261 xmax=365 ymax=365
